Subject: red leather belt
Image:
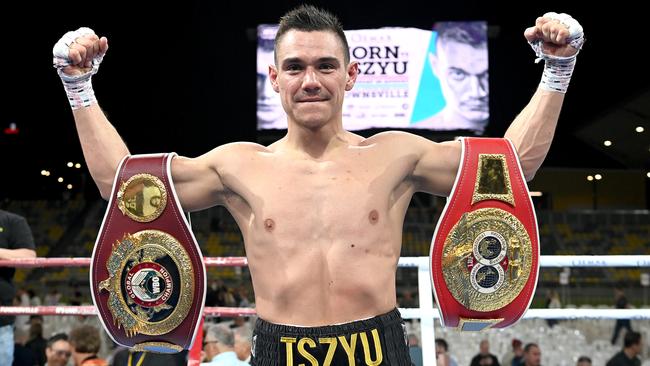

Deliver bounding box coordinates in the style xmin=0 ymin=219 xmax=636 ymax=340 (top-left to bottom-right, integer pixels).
xmin=430 ymin=138 xmax=539 ymax=331
xmin=90 ymin=153 xmax=206 ymax=352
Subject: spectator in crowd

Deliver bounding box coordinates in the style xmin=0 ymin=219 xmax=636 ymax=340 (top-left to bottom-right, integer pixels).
xmin=435 ymin=338 xmax=457 ymax=366
xmin=576 ymin=356 xmax=591 ymax=366
xmin=522 ymin=343 xmax=541 ymax=366
xmin=44 ymin=290 xmax=62 ymax=306
xmin=611 ymin=287 xmax=633 ymax=345
xmin=1 ymin=208 xmax=37 ymax=365
xmin=408 ymin=334 xmax=422 ymax=366
xmin=233 ymin=328 xmax=252 ymax=363
xmin=201 ymin=324 xmax=249 ymax=365
xmin=502 ymin=339 xmax=523 ymax=366
xmin=25 ymin=322 xmax=47 ymax=366
xmin=69 ymin=325 xmax=107 ymax=366
xmin=545 ymin=289 xmax=562 ymax=327
xmin=13 ymin=326 xmax=37 ymax=366
xmin=471 ymin=340 xmax=500 ymax=366
xmin=28 ymin=289 xmax=42 ymax=307
xmin=606 ymin=331 xmax=642 ymax=366
xmin=45 ymin=333 xmax=72 ymax=366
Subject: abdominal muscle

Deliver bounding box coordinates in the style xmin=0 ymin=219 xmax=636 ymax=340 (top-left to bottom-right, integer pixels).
xmin=246 ymin=233 xmax=402 ymax=326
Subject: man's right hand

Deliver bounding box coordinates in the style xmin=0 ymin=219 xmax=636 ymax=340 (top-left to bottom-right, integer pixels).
xmin=65 ymin=34 xmax=108 ymax=76
xmin=53 ymin=28 xmax=108 ymax=77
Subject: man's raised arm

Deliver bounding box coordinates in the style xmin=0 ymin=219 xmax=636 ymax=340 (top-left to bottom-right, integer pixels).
xmin=53 ymin=28 xmax=227 ymax=211
xmin=504 ymin=13 xmax=585 ymax=181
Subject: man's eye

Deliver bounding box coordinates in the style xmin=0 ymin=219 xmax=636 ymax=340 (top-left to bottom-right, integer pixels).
xmin=320 ymin=63 xmax=335 ymax=70
xmin=448 ymin=69 xmax=467 ymax=81
xmin=286 ymin=64 xmax=302 ymax=71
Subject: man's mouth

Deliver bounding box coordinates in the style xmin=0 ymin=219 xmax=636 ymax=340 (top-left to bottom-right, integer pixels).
xmin=297 ymin=97 xmax=328 ymax=103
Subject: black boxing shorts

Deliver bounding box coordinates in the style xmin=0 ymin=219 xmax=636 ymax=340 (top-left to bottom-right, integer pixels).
xmin=250 ymin=308 xmax=412 ymax=366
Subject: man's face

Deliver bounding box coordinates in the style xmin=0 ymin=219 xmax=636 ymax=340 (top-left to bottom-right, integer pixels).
xmin=430 ymin=40 xmax=489 ymax=123
xmin=257 ymin=43 xmax=284 ymax=126
xmin=631 ymin=338 xmax=643 ymax=356
xmin=270 ymin=30 xmax=357 ymax=130
xmin=480 ymin=340 xmax=489 ymax=354
xmin=203 ymin=336 xmax=219 ymax=361
xmin=46 ymin=340 xmax=71 ymax=366
xmin=525 ymin=346 xmax=542 ymax=366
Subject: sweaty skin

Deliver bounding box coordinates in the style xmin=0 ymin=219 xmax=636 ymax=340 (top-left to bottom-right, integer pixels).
xmin=64 ymin=16 xmax=574 ymax=325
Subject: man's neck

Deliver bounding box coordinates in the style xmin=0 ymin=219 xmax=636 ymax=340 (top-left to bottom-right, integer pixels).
xmin=284 ymin=122 xmax=350 ymax=159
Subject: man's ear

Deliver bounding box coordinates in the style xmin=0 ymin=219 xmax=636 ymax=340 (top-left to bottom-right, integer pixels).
xmin=269 ymin=64 xmax=280 ymax=93
xmin=345 ymin=61 xmax=359 ymax=91
xmin=428 ymin=52 xmax=440 ymax=78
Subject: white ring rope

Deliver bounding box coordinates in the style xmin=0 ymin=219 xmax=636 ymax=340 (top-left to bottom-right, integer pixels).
xmin=1 ymin=306 xmax=648 ymax=319
xmin=396 ymin=255 xmax=650 ymax=268
xmin=2 ymin=255 xmax=650 ymax=268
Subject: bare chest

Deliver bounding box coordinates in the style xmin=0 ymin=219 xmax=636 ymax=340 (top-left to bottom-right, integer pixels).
xmin=249 ymin=161 xmax=387 ymax=237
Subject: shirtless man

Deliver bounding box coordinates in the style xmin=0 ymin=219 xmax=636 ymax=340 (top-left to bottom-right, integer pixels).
xmin=53 ymin=5 xmax=583 ymax=365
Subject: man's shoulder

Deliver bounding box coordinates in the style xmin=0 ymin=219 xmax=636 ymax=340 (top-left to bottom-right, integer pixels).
xmin=0 ymin=210 xmax=25 ymax=220
xmin=209 ymin=142 xmax=272 ymax=165
xmin=0 ymin=210 xmax=27 ymax=225
xmin=606 ymin=351 xmax=628 ymax=366
xmin=219 ymin=141 xmax=270 ymax=154
xmin=362 ymin=130 xmax=425 ymax=146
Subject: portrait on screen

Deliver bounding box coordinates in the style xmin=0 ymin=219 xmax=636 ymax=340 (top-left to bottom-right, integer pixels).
xmin=411 ymin=21 xmax=489 ymax=134
xmin=256 ymin=25 xmax=286 ymax=130
xmin=256 ymin=22 xmax=489 ymax=133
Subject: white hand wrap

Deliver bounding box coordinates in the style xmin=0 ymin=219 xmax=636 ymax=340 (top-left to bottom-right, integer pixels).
xmin=52 ymin=27 xmax=105 ymax=109
xmin=529 ymin=12 xmax=585 ymax=94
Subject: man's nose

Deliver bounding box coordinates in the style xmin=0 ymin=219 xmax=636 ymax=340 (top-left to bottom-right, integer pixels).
xmin=469 ymin=75 xmax=488 ymax=98
xmin=301 ymin=67 xmax=321 ymax=92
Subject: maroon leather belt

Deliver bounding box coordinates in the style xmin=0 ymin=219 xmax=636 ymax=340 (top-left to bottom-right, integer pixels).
xmin=90 ymin=153 xmax=206 ymax=352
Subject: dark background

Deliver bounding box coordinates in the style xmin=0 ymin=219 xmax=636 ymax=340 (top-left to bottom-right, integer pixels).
xmin=1 ymin=0 xmax=648 ymax=200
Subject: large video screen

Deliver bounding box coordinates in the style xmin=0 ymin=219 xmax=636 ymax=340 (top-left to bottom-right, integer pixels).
xmin=257 ymin=22 xmax=488 ymax=134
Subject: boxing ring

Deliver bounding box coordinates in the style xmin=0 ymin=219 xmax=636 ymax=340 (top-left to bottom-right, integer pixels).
xmin=2 ymin=255 xmax=650 ymax=365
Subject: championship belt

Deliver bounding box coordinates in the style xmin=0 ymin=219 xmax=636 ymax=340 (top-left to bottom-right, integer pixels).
xmin=90 ymin=153 xmax=206 ymax=352
xmin=430 ymin=138 xmax=539 ymax=331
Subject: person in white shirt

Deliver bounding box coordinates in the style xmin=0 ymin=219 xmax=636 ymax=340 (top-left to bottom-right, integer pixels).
xmin=201 ymin=324 xmax=249 ymax=366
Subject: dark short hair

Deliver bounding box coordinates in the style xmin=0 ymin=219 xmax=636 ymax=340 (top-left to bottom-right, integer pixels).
xmin=435 ymin=338 xmax=449 ymax=351
xmin=524 ymin=343 xmax=539 ymax=353
xmin=435 ymin=21 xmax=487 ymax=48
xmin=47 ymin=333 xmax=69 ymax=348
xmin=577 ymin=356 xmax=592 ymax=364
xmin=624 ymin=331 xmax=642 ymax=348
xmin=512 ymin=339 xmax=522 ymax=348
xmin=69 ymin=325 xmax=101 ymax=354
xmin=275 ymin=5 xmax=350 ymax=63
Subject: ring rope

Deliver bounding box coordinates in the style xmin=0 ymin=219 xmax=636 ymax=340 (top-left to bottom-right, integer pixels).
xmin=1 ymin=306 xmax=648 ymax=319
xmin=2 ymin=255 xmax=650 ymax=268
